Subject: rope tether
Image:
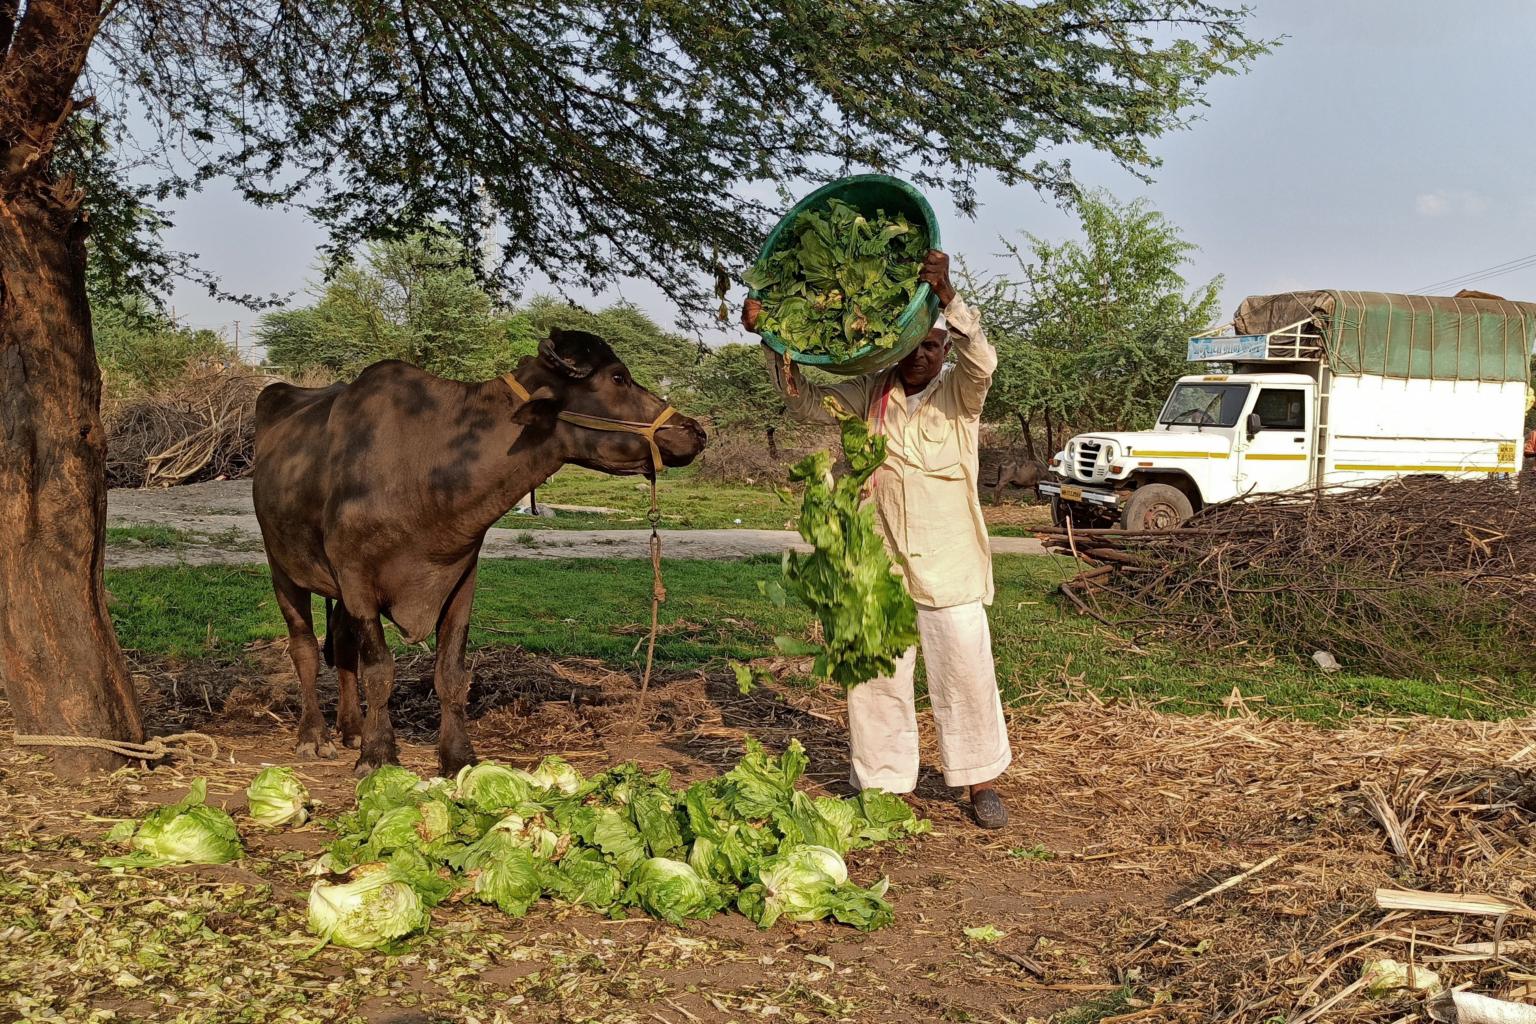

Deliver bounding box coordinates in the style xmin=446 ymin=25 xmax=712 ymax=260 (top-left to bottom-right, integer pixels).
xmin=13 ymin=731 xmax=220 ymax=763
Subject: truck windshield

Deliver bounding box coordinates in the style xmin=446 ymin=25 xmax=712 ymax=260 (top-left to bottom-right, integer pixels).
xmin=1158 ymin=384 xmax=1250 ymax=428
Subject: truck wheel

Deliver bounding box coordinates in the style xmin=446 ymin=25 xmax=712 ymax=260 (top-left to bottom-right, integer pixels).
xmin=1122 ymin=484 xmax=1192 ymax=532
xmin=1049 ymin=496 xmax=1067 ymax=527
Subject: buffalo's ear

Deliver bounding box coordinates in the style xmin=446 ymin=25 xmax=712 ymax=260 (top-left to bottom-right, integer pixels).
xmin=539 ymin=328 xmax=599 ymax=379
xmin=510 ymin=385 xmax=559 ymax=425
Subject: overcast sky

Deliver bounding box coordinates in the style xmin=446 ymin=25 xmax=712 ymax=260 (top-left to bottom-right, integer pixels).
xmin=161 ymin=0 xmax=1536 ymax=357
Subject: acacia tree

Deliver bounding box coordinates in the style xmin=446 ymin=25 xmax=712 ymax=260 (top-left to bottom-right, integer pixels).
xmin=971 ymin=191 xmax=1223 ymax=460
xmin=0 ymin=1 xmax=1267 ymax=774
xmin=256 ymin=233 xmax=531 ymax=380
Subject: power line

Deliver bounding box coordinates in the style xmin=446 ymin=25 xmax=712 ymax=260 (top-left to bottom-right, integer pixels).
xmin=1411 ymin=251 xmax=1536 ymax=295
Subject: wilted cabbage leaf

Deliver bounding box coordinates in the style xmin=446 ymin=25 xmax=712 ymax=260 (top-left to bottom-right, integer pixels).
xmin=719 ymin=738 xmax=809 ymax=821
xmin=466 ymin=842 xmax=544 ymax=918
xmin=307 ymin=862 xmax=430 ymax=949
xmin=774 ymin=791 xmax=860 ymax=855
xmin=100 ymin=779 xmax=244 ymax=869
xmin=629 ymin=788 xmax=685 ymax=859
xmin=453 ymin=763 xmax=538 ymax=813
xmin=854 ymin=789 xmax=932 ymax=845
xmin=737 ymin=845 xmax=893 ymax=931
xmin=245 ymin=766 xmax=310 ymax=828
xmin=588 ymin=807 xmax=648 ymax=877
xmin=625 ymin=857 xmax=726 ymax=924
xmin=743 ymin=197 xmax=929 ymax=360
xmin=529 ymin=756 xmax=587 ymax=797
xmin=768 ymin=406 xmax=918 ymax=689
xmin=540 ymin=847 xmax=625 ymax=910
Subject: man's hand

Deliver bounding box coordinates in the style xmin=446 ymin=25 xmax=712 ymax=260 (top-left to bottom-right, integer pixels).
xmin=919 ymin=250 xmax=957 ymax=307
xmin=742 ymin=298 xmax=763 ymax=332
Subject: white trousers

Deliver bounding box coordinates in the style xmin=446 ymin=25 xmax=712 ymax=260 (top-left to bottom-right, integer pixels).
xmin=846 ymin=601 xmax=1012 ymax=793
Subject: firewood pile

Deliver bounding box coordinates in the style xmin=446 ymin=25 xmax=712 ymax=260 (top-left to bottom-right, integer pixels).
xmin=1039 ymin=476 xmax=1536 ymax=681
xmin=105 ymin=367 xmax=276 ymax=488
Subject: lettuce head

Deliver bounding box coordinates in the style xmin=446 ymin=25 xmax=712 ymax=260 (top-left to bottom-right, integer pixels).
xmin=245 ymin=766 xmax=310 ymax=828
xmin=100 ymin=779 xmax=244 ymax=869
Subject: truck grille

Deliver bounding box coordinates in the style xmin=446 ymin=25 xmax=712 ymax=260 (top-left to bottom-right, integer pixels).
xmin=1076 ymin=441 xmax=1104 ymax=480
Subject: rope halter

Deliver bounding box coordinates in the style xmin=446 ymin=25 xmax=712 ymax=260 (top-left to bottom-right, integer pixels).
xmin=501 ymin=373 xmax=679 ymax=474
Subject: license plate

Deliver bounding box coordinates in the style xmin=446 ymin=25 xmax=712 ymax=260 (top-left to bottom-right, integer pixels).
xmin=1059 ymin=484 xmax=1083 ymax=502
xmin=1499 ymin=441 xmax=1516 ymax=463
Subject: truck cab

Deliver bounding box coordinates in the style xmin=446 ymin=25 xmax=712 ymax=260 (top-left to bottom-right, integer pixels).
xmin=1039 ymin=290 xmax=1533 ymax=530
xmin=1043 ymin=371 xmax=1318 ymax=530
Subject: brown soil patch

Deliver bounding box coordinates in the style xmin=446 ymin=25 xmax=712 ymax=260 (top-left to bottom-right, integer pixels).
xmin=5 ymin=649 xmax=1536 ymax=1022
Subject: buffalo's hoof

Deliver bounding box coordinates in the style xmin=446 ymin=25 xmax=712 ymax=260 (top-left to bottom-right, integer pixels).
xmin=353 ymin=746 xmax=397 ymax=777
xmin=295 ymin=738 xmax=338 ymax=760
xmin=438 ymin=750 xmax=477 ymax=779
xmin=340 ymin=732 xmax=363 ymax=749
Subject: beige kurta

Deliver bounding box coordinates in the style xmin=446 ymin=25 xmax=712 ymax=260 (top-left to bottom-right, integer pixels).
xmin=763 ymin=295 xmax=997 ymax=608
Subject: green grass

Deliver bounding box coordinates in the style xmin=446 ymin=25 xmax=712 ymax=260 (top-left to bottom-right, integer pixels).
xmin=503 ymin=464 xmax=1045 ymax=535
xmin=103 ymin=555 xmax=1535 ymax=723
xmin=106 ymin=525 xmax=198 ymax=549
xmin=502 ymin=465 xmax=796 ymax=531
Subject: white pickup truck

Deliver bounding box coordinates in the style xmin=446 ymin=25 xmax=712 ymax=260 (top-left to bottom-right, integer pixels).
xmin=1038 ymin=290 xmax=1535 ymax=530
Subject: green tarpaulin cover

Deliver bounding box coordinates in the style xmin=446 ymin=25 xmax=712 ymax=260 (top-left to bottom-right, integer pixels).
xmin=1232 ymin=290 xmax=1536 ymax=383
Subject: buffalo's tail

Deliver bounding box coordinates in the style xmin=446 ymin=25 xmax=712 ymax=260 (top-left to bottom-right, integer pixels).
xmin=322 ymin=597 xmax=336 ymax=668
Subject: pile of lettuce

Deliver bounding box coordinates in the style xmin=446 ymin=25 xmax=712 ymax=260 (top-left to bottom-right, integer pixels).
xmin=765 ymin=402 xmax=919 ymax=689
xmin=744 ymin=197 xmax=928 ymax=361
xmin=308 ymin=740 xmax=927 ymax=949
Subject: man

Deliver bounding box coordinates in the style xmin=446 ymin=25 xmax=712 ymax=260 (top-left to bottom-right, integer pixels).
xmin=744 ymin=250 xmax=1011 ymax=829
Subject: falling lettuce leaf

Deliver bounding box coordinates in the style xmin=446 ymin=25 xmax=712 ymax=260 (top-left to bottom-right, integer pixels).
xmin=769 ymin=405 xmax=919 ymax=689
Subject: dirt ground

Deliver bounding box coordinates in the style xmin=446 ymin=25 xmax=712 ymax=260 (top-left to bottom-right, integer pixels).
xmin=105 ymin=479 xmax=1048 ymax=568
xmin=5 ymin=645 xmax=1536 ymax=1023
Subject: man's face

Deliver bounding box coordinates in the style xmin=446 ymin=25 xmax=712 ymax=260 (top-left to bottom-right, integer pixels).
xmin=897 ymin=327 xmax=950 ymax=391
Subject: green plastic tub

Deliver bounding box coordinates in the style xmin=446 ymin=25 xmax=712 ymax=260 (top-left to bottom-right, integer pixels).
xmin=748 ymin=173 xmax=942 ymax=377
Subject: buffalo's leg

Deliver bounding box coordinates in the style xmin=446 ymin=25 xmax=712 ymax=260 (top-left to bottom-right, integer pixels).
xmin=353 ymin=610 xmax=399 ymax=776
xmin=272 ymin=567 xmax=335 ymax=759
xmin=434 ymin=563 xmax=480 ymax=776
xmin=331 ymin=610 xmax=364 ymax=749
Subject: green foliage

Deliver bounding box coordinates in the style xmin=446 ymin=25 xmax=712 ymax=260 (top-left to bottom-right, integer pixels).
xmin=93 ymin=294 xmax=237 ymax=398
xmin=967 ymin=191 xmax=1222 ymax=455
xmin=682 ymin=343 xmax=786 ymax=433
xmin=254 ymin=240 xmax=700 ymax=389
xmin=83 ymin=2 xmax=1268 ymax=317
xmin=744 ymin=199 xmax=928 ymax=359
xmin=766 ymin=403 xmax=918 ymax=688
xmin=519 ymin=297 xmax=703 ymax=396
xmin=255 ymin=233 xmax=529 ymax=380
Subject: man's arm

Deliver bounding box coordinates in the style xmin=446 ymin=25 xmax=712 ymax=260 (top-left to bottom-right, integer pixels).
xmin=921 ymin=251 xmax=996 ymax=419
xmin=746 ymin=299 xmax=873 ymax=424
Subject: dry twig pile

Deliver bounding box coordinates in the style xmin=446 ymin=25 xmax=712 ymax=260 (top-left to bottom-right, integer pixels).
xmin=1040 ymin=477 xmax=1536 ymax=682
xmin=105 ymin=368 xmax=275 ymax=488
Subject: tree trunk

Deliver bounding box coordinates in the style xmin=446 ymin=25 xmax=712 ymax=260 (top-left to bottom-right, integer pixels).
xmin=765 ymin=424 xmax=778 ymax=459
xmin=1016 ymin=411 xmax=1037 ymax=464
xmin=1043 ymin=408 xmax=1057 ymax=458
xmin=0 ymin=184 xmax=144 ymax=775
